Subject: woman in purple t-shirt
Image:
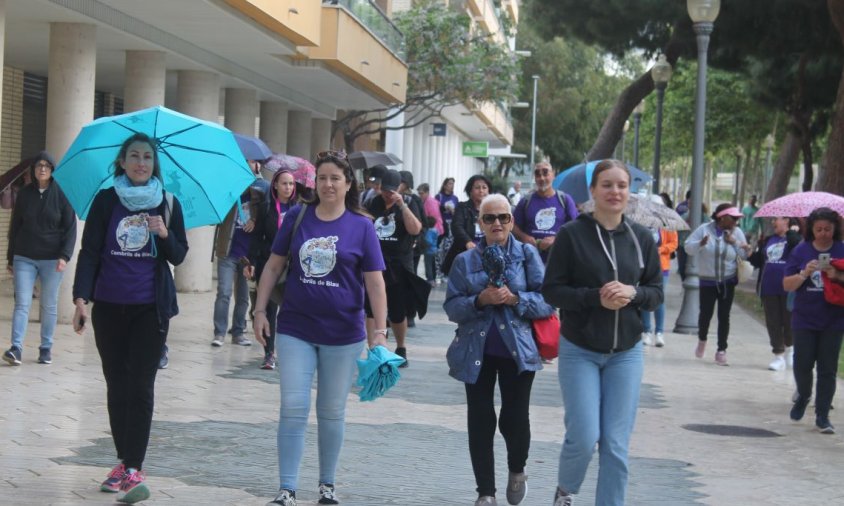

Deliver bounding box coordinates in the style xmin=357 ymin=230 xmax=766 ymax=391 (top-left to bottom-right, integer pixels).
xmin=71 ymin=133 xmax=189 ymax=503
xmin=252 ymin=151 xmax=388 ymax=506
xmin=748 ymin=217 xmax=801 ymax=371
xmin=784 ymin=207 xmax=844 ymax=434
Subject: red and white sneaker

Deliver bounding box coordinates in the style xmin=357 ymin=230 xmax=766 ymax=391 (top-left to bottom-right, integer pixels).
xmin=117 ymin=468 xmax=150 ymax=504
xmin=100 ymin=463 xmax=126 ymax=493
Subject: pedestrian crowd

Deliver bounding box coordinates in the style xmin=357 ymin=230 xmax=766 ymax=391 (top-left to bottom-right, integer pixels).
xmin=3 ymin=142 xmax=844 ymax=506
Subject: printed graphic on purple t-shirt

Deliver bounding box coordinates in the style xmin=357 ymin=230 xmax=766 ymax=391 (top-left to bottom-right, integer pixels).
xmin=94 ymin=203 xmax=156 ymax=304
xmin=760 ymin=235 xmax=788 ymax=296
xmin=229 ymin=194 xmax=252 ymax=260
xmin=271 ymin=206 xmax=385 ymax=345
xmin=785 ymin=241 xmax=844 ymax=330
xmin=514 ymin=193 xmax=575 ymax=259
xmin=436 ymin=193 xmax=459 ymax=223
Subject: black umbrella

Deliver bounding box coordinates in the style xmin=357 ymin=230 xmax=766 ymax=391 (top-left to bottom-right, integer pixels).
xmin=348 ymin=151 xmax=402 ymax=170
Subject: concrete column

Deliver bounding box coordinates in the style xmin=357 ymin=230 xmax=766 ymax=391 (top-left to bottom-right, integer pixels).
xmin=224 ymin=87 xmax=257 ymax=136
xmin=0 ymin=0 xmax=6 ymax=150
xmin=123 ymin=50 xmax=166 ymax=112
xmin=385 ymin=108 xmax=404 ymax=160
xmin=174 ymin=70 xmax=220 ymax=293
xmin=45 ymin=22 xmax=96 ymax=324
xmin=310 ymin=117 xmax=332 ymax=161
xmin=286 ymin=110 xmax=311 ymax=159
xmin=259 ymin=101 xmax=288 ymax=153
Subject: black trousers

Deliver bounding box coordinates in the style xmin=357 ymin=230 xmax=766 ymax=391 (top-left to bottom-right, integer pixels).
xmin=464 ymin=355 xmax=535 ymax=497
xmin=92 ymin=302 xmax=167 ymax=470
xmin=793 ymin=328 xmax=844 ymax=418
xmin=698 ymin=283 xmax=736 ymax=351
xmin=762 ymin=295 xmax=793 ymax=354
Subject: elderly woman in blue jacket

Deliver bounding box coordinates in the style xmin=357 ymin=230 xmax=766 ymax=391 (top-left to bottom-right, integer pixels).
xmin=444 ymin=193 xmax=554 ymax=506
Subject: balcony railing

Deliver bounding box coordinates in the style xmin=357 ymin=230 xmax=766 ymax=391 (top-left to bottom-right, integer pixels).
xmin=324 ymin=0 xmax=405 ymax=60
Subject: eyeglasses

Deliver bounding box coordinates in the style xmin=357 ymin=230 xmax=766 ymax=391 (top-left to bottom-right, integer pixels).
xmin=316 ymin=150 xmax=347 ymax=160
xmin=34 ymin=163 xmax=52 ymax=171
xmin=481 ymin=213 xmax=512 ymax=225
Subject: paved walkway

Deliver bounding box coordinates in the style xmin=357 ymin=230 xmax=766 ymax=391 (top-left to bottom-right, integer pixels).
xmin=1 ymin=273 xmax=843 ymax=505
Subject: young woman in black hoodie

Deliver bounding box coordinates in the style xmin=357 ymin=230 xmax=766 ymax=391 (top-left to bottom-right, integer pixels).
xmin=542 ymin=159 xmax=663 ymax=506
xmin=3 ymin=152 xmax=76 ymax=366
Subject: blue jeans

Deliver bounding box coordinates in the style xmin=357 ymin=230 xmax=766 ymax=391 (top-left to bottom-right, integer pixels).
xmin=213 ymin=256 xmax=248 ymax=337
xmin=12 ymin=255 xmax=64 ymax=350
xmin=557 ymin=337 xmax=643 ymax=506
xmin=642 ymin=273 xmax=668 ymax=333
xmin=275 ymin=333 xmax=364 ymax=491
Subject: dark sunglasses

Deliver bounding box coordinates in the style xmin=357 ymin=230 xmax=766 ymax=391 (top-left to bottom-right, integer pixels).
xmin=316 ymin=150 xmax=347 ymax=160
xmin=481 ymin=213 xmax=512 ymax=225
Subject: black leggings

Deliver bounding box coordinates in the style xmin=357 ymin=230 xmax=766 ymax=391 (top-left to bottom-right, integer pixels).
xmin=464 ymin=355 xmax=535 ymax=497
xmin=92 ymin=302 xmax=167 ymax=470
xmin=793 ymin=328 xmax=844 ymax=417
xmin=698 ymin=283 xmax=736 ymax=352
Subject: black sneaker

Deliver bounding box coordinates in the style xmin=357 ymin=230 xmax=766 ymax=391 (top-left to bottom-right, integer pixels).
xmin=318 ymin=483 xmax=339 ymax=504
xmin=790 ymin=395 xmax=810 ymax=421
xmin=267 ymin=488 xmax=296 ymax=506
xmin=37 ymin=347 xmax=52 ymax=364
xmin=395 ymin=347 xmax=408 ymax=368
xmin=816 ymin=415 xmax=835 ymax=434
xmin=158 ymin=345 xmax=169 ymax=370
xmin=3 ymin=346 xmax=21 ymax=366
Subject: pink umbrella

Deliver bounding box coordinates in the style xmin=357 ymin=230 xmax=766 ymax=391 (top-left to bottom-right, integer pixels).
xmin=264 ymin=153 xmax=315 ymax=189
xmin=755 ymin=191 xmax=844 ymax=218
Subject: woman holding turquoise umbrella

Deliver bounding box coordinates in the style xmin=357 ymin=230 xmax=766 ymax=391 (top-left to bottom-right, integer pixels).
xmin=71 ymin=132 xmax=188 ymax=504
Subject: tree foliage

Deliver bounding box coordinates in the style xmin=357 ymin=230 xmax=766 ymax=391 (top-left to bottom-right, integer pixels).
xmin=511 ymin=23 xmax=633 ymax=169
xmin=334 ymin=0 xmax=519 ymax=149
xmin=525 ymin=0 xmax=844 ymax=198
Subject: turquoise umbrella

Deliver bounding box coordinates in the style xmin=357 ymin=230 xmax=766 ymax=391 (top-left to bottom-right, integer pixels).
xmin=356 ymin=345 xmax=406 ymax=401
xmin=53 ymin=105 xmax=255 ymax=229
xmin=552 ymin=160 xmax=652 ymax=204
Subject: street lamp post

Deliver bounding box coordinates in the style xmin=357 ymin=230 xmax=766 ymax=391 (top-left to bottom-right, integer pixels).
xmin=530 ymin=75 xmax=539 ymax=167
xmin=763 ymin=133 xmax=775 ymax=200
xmin=651 ymin=54 xmax=673 ymax=194
xmin=632 ymin=101 xmax=645 ymax=168
xmin=674 ymin=0 xmax=720 ymax=335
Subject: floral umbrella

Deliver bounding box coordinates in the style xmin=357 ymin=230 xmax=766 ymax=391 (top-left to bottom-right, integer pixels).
xmin=581 ymin=193 xmax=689 ymax=231
xmin=264 ymin=153 xmax=316 ymax=189
xmin=755 ymin=191 xmax=844 ymax=218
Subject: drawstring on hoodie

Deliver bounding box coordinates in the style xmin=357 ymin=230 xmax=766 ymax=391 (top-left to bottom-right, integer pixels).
xmin=595 ymin=222 xmax=645 ymax=273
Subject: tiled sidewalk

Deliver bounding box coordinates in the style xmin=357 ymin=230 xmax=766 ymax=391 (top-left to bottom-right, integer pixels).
xmin=1 ymin=274 xmax=842 ymax=505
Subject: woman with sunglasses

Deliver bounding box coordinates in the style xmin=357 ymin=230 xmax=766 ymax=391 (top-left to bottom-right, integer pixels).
xmin=253 ymin=151 xmax=388 ymax=506
xmin=684 ymin=202 xmax=752 ymax=365
xmin=542 ymin=159 xmax=663 ymax=506
xmin=445 ymin=194 xmax=554 ymax=506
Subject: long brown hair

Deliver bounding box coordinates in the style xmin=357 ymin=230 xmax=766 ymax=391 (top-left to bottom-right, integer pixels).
xmin=313 ymin=153 xmax=371 ymax=218
xmin=113 ymin=133 xmax=162 ymax=181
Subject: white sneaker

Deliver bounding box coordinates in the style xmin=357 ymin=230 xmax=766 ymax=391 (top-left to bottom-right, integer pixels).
xmin=768 ymin=355 xmax=786 ymax=371
xmin=654 ymin=333 xmax=665 ymax=347
xmin=642 ymin=332 xmax=654 ymax=346
xmin=785 ymin=346 xmax=794 ymax=368
xmin=211 ymin=336 xmax=224 ymax=347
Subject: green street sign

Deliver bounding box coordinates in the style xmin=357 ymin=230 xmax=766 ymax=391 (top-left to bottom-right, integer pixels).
xmin=462 ymin=141 xmax=489 ymax=157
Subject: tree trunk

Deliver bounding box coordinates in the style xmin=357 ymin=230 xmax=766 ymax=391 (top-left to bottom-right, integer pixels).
xmin=766 ymin=128 xmax=802 ymax=200
xmin=801 ymin=137 xmax=814 ymax=191
xmin=587 ymin=71 xmax=654 ymax=161
xmin=819 ymin=0 xmax=844 ymax=194
xmin=739 ymin=142 xmax=759 ymax=208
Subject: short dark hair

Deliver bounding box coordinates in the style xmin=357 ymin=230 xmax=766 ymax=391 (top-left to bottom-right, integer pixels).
xmin=589 ymin=159 xmax=630 ymax=189
xmin=805 ymin=207 xmax=841 ymax=242
xmin=417 ymin=183 xmax=430 ymax=194
xmin=464 ymin=174 xmax=492 ymax=197
xmin=114 ymin=133 xmax=161 ymax=182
